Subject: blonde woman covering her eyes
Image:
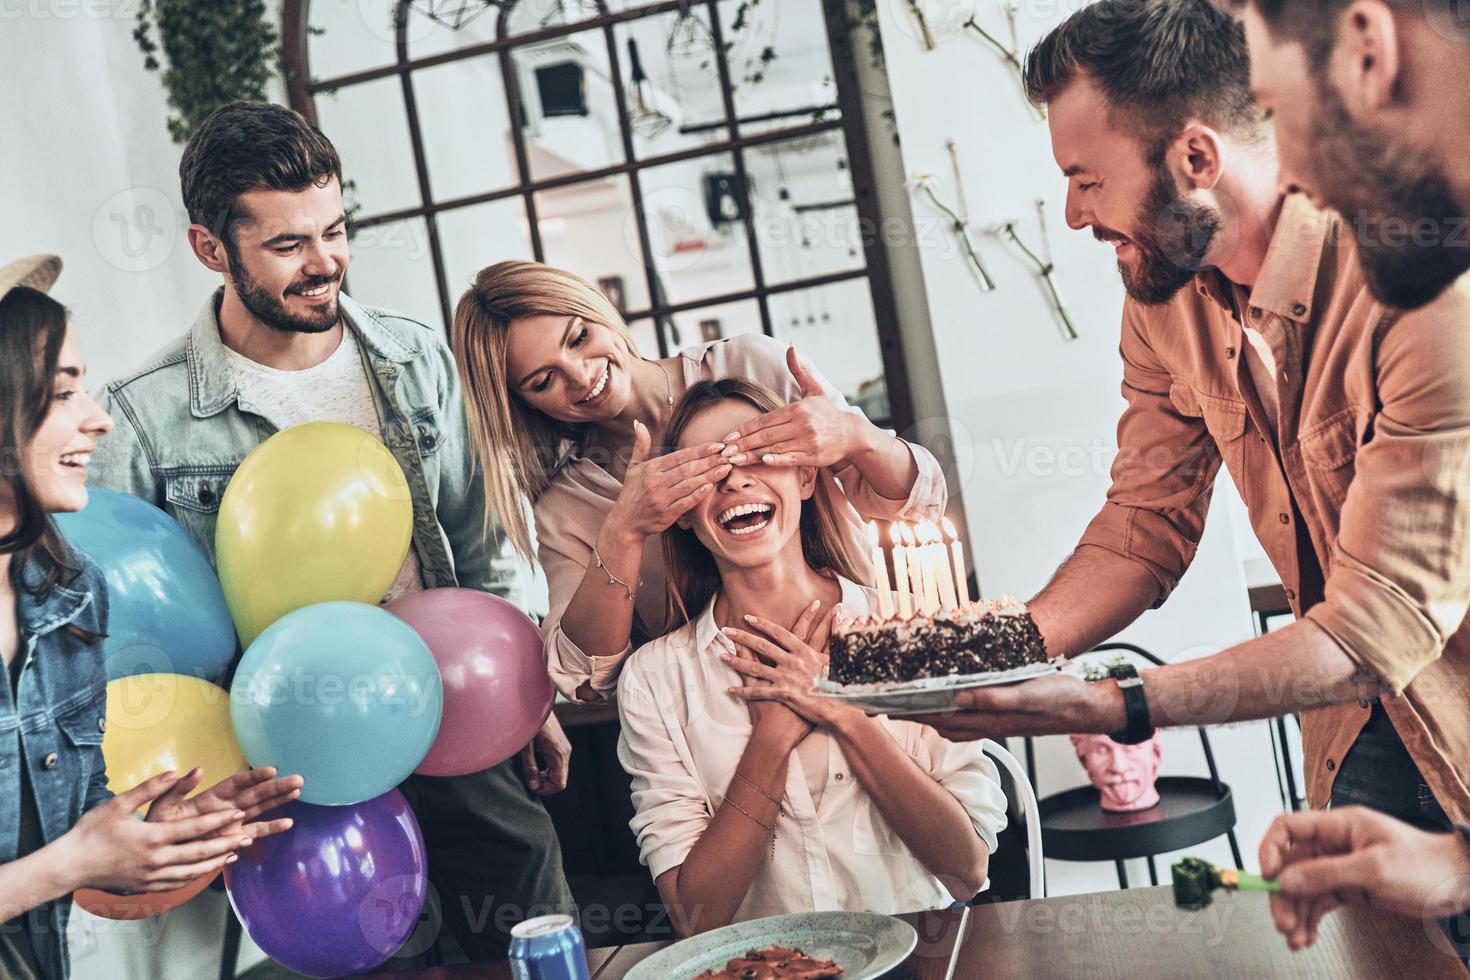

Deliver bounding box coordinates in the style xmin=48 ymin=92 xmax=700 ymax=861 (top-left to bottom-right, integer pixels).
xmin=451 ymin=261 xmax=946 ymax=701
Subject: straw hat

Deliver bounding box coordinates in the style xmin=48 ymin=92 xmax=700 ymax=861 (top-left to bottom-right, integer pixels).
xmin=0 ymin=255 xmax=61 ymax=304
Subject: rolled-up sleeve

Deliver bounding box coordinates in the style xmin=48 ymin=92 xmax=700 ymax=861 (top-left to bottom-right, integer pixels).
xmin=917 ymin=729 xmax=1008 ymax=854
xmin=1077 ymin=302 xmax=1218 ymax=605
xmin=616 ymin=665 xmax=710 ymax=880
xmin=830 ymin=442 xmax=946 ymax=525
xmin=537 ymin=529 xmax=632 ymax=699
xmin=1304 ymin=295 xmax=1470 ymax=693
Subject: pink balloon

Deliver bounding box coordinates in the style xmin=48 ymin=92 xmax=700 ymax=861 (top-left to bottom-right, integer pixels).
xmin=387 ymin=589 xmax=554 ymax=776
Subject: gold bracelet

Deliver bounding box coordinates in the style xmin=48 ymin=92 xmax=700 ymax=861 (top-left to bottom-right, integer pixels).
xmin=592 ymin=545 xmax=642 ymax=601
xmin=725 ymin=795 xmax=779 ymax=859
xmin=734 ymin=771 xmax=786 ymax=817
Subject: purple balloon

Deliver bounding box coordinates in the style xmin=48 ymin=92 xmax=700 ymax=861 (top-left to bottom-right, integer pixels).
xmin=225 ymin=789 xmax=427 ymax=978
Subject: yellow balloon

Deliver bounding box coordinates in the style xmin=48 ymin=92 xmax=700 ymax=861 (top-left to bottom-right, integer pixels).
xmin=102 ymin=674 xmax=246 ymax=802
xmin=216 ymin=421 xmax=412 ymax=647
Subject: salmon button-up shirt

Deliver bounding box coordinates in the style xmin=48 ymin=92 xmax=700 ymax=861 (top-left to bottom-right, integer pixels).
xmin=1078 ymin=193 xmax=1470 ymax=823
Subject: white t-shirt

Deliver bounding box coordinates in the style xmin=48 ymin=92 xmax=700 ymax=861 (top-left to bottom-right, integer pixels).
xmin=223 ymin=327 xmax=424 ymax=603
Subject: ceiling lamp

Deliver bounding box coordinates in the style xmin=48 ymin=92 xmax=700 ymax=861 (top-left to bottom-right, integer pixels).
xmin=626 ymin=38 xmax=672 ymax=140
xmin=404 ymin=0 xmax=504 ymax=31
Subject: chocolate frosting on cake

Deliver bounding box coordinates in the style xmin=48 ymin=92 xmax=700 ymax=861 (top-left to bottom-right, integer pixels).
xmin=828 ymin=600 xmax=1048 ymax=685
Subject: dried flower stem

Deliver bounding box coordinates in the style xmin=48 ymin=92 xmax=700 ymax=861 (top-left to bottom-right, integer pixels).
xmin=998 ymin=221 xmax=1079 ymax=340
xmin=919 ymin=183 xmax=996 ymax=292
xmin=962 ymin=14 xmax=1046 ymax=120
xmin=905 ymin=0 xmax=937 ymax=50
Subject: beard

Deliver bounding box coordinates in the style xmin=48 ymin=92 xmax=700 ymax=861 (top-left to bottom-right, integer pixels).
xmin=1096 ymin=164 xmax=1223 ymax=307
xmin=1307 ymin=84 xmax=1470 ymax=310
xmin=226 ymin=247 xmax=341 ymax=334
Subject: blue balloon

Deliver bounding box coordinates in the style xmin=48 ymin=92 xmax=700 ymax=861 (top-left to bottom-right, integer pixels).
xmin=55 ymin=488 xmax=237 ymax=682
xmin=231 ymin=601 xmax=443 ymax=806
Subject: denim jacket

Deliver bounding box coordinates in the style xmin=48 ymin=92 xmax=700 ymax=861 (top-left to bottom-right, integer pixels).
xmin=89 ymin=289 xmax=520 ymax=604
xmin=1 ymin=556 xmax=111 ymax=980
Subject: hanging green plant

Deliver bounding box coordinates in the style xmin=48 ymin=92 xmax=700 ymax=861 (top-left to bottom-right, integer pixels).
xmin=133 ymin=0 xmax=277 ymax=144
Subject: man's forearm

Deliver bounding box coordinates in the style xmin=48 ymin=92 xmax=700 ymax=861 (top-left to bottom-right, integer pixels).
xmin=1145 ymin=618 xmax=1381 ymax=727
xmin=1028 ymin=545 xmax=1160 ymax=659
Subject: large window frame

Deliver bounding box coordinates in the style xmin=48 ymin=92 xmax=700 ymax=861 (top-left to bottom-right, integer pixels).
xmin=281 ymin=0 xmax=915 ymax=429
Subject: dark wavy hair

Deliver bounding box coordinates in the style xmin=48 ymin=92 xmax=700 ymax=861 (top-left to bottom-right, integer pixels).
xmin=660 ymin=378 xmax=863 ymax=628
xmin=0 ymin=286 xmax=82 ymax=593
xmin=179 ymin=100 xmax=343 ymax=252
xmin=1024 ymin=0 xmax=1265 ymax=156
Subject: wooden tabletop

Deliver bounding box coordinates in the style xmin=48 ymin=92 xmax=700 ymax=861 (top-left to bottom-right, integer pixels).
xmin=366 ymin=886 xmax=1467 ymax=979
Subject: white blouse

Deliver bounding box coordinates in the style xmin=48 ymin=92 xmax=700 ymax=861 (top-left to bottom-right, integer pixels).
xmin=616 ymin=577 xmax=1009 ymax=923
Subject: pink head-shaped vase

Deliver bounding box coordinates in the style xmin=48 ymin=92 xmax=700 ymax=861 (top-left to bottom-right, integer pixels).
xmin=1069 ymin=732 xmax=1163 ymax=812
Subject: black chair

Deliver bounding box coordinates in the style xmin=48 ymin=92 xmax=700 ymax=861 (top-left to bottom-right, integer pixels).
xmin=1024 ymin=643 xmax=1244 ymax=889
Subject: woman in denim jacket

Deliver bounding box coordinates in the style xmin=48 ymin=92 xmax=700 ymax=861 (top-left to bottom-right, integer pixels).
xmin=0 ymin=256 xmax=301 ymax=979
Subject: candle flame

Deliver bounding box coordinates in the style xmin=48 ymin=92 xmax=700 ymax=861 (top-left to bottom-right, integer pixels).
xmin=898 ymin=523 xmax=916 ymax=546
xmin=942 ymin=517 xmax=958 ymax=540
xmin=867 ymin=521 xmax=879 ymax=547
xmin=916 ymin=521 xmax=939 ymax=544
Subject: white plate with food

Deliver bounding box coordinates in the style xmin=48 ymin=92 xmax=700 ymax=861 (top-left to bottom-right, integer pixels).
xmin=811 ymin=659 xmax=1062 ymax=716
xmin=621 ymin=911 xmax=917 ymax=980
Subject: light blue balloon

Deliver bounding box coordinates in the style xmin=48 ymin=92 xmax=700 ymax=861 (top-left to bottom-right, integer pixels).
xmin=55 ymin=488 xmax=237 ymax=682
xmin=231 ymin=601 xmax=443 ymax=806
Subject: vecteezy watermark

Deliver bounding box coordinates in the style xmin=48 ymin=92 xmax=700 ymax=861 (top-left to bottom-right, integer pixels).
xmin=91 ymin=187 xmax=179 ymax=273
xmin=988 ymin=888 xmax=1237 ymax=945
xmin=0 ymin=0 xmax=140 ymax=19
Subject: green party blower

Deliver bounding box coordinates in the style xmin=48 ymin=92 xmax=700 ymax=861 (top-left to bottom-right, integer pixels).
xmin=1171 ymin=857 xmax=1280 ymax=909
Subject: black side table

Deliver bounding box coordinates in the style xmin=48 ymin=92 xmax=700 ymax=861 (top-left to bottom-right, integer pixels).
xmin=1039 ymin=775 xmax=1242 ymax=887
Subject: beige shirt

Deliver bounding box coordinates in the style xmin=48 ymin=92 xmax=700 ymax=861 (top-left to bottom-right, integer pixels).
xmin=534 ymin=334 xmax=948 ymax=698
xmin=616 ymin=577 xmax=1008 ymax=922
xmin=1080 ymin=193 xmax=1470 ymax=822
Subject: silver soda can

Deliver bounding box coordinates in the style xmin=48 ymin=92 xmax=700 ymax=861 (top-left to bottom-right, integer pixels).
xmin=509 ymin=913 xmax=590 ymax=980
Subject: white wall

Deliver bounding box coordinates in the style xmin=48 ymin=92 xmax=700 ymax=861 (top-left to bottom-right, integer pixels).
xmin=871 ymin=0 xmax=1282 ymax=894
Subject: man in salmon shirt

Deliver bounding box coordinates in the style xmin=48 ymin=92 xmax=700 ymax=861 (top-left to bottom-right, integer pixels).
xmin=910 ymin=0 xmax=1470 ymax=880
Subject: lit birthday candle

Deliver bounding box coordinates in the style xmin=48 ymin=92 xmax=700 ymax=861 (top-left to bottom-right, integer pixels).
xmin=927 ymin=523 xmax=959 ymax=613
xmin=918 ymin=522 xmax=955 ymax=614
xmin=890 ymin=524 xmax=913 ymax=620
xmin=915 ymin=522 xmax=942 ymax=615
xmin=942 ymin=517 xmax=972 ymax=612
xmin=868 ymin=522 xmax=895 ymax=621
xmin=899 ymin=524 xmax=925 ymax=613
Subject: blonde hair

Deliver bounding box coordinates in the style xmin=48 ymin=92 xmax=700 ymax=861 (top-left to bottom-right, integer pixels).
xmin=451 ymin=260 xmax=641 ymax=561
xmin=661 ymin=377 xmax=863 ymax=628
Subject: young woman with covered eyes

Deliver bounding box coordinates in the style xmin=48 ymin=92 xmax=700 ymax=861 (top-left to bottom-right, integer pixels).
xmin=451 ymin=260 xmax=946 ymax=702
xmin=615 ymin=378 xmax=1005 ymax=935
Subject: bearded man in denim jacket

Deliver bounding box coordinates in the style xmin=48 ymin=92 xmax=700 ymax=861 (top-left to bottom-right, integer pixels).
xmin=88 ymin=101 xmax=574 ymax=963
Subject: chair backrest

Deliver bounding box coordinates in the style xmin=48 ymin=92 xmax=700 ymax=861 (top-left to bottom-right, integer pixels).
xmin=981 ymin=739 xmax=1045 ymax=900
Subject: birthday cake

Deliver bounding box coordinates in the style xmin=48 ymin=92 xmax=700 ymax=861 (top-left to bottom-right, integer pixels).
xmin=827 ymin=598 xmax=1049 ymax=686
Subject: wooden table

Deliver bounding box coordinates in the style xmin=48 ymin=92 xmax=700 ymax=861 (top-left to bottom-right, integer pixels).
xmin=366 ymin=886 xmax=1467 ymax=979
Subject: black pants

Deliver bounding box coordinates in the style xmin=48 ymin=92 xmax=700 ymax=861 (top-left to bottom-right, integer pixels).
xmin=393 ymin=760 xmax=575 ymax=964
xmin=1332 ymin=703 xmax=1470 ymax=961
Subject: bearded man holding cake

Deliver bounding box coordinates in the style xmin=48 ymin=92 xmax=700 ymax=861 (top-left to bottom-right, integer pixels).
xmin=909 ymin=0 xmax=1470 ymax=860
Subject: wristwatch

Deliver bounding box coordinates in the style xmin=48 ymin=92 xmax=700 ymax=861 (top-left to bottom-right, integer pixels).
xmin=1108 ymin=663 xmax=1156 ymax=745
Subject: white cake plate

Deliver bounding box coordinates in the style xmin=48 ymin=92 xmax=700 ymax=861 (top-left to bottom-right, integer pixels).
xmin=811 ymin=659 xmax=1061 ymax=716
